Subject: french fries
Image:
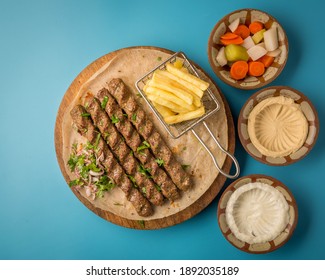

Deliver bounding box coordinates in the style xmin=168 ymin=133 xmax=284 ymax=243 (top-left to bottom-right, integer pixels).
xmin=152 ymin=102 xmax=175 ymax=117
xmin=142 ymin=59 xmax=209 ymax=124
xmin=145 ymin=86 xmax=196 ymax=111
xmin=154 ymin=71 xmax=202 ymax=107
xmin=155 ymin=70 xmax=204 ymax=98
xmin=150 ymin=74 xmax=193 ymax=105
xmin=164 ymin=107 xmax=205 ymax=124
xmin=146 ymin=93 xmax=189 ymax=113
xmin=166 ymin=63 xmax=210 ymax=91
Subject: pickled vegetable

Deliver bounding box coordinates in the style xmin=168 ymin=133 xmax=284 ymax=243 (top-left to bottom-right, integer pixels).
xmin=217 ymin=17 xmax=281 ymax=80
xmin=241 ymin=36 xmax=255 ymax=50
xmin=230 ymin=61 xmax=248 ymax=80
xmin=252 ymin=29 xmax=266 ymax=44
xmin=247 ymin=45 xmax=267 ymax=61
xmin=263 ymin=27 xmax=278 ymax=51
xmin=216 ymin=47 xmax=227 ymax=66
xmin=228 ymin=18 xmax=240 ymax=32
xmin=225 ymin=44 xmax=249 ymax=62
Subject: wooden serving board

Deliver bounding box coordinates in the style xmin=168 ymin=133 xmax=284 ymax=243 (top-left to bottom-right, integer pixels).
xmin=54 ymin=46 xmax=236 ymax=229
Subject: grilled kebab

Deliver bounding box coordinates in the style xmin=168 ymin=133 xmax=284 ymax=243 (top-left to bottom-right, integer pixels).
xmin=105 ymin=78 xmax=192 ymax=191
xmin=70 ymin=105 xmax=153 ymax=217
xmin=86 ymin=97 xmax=164 ymax=206
xmin=97 ymin=88 xmax=180 ymax=201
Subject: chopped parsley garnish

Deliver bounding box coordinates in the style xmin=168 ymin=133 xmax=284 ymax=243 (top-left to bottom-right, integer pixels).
xmin=85 ymin=141 xmax=94 ymax=150
xmin=114 ymin=202 xmax=123 ymax=206
xmin=67 ymin=142 xmax=115 ymax=199
xmin=81 ymin=112 xmax=90 ymax=117
xmin=138 ymin=164 xmax=152 ymax=178
xmin=95 ymin=175 xmax=115 ymax=198
xmin=69 ymin=178 xmax=82 ymax=187
xmin=103 ymin=132 xmax=110 ymax=140
xmin=101 ymin=96 xmax=108 ymax=109
xmin=127 ymin=175 xmax=136 ymax=185
xmin=94 ymin=133 xmax=101 ymax=149
xmin=67 ymin=153 xmax=79 ymax=172
xmin=181 ymin=164 xmax=190 ymax=170
xmin=87 ymin=162 xmax=101 ymax=172
xmin=155 ymin=184 xmax=162 ymax=192
xmin=137 ymin=141 xmax=150 ymax=153
xmin=155 ymin=158 xmax=164 ymax=167
xmin=157 ymin=56 xmax=162 ymax=61
xmin=111 ymin=115 xmax=120 ymax=124
xmin=68 ymin=148 xmax=86 ymax=174
xmin=141 ymin=187 xmax=146 ymax=194
xmin=132 ymin=113 xmax=137 ymax=121
xmin=138 ymin=220 xmax=145 ymax=228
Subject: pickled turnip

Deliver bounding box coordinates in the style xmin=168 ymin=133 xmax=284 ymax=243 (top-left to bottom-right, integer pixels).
xmin=247 ymin=45 xmax=267 ymax=61
xmin=264 ymin=27 xmax=278 ymax=51
xmin=216 ymin=47 xmax=227 ymax=66
xmin=228 ymin=18 xmax=240 ymax=32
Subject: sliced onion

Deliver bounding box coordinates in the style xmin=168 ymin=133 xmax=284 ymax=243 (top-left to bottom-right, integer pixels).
xmin=85 ymin=186 xmax=92 ymax=197
xmin=97 ymin=152 xmax=104 ymax=161
xmin=97 ymin=163 xmax=105 ymax=171
xmin=89 ymin=170 xmax=104 ymax=176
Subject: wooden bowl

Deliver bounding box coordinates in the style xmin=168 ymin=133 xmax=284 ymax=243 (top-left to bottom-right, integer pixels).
xmin=238 ymin=86 xmax=319 ymax=165
xmin=217 ymin=174 xmax=298 ymax=254
xmin=208 ymin=8 xmax=288 ymax=90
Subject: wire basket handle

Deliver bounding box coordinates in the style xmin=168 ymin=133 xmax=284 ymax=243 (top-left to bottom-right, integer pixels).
xmin=191 ymin=121 xmax=240 ymax=179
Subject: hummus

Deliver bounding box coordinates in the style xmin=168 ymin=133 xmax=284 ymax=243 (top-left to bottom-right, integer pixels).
xmin=248 ymin=96 xmax=308 ymax=158
xmin=226 ymin=182 xmax=289 ymax=244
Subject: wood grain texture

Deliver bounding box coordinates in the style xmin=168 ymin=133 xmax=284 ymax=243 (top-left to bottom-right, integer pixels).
xmin=55 ymin=46 xmax=236 ymax=229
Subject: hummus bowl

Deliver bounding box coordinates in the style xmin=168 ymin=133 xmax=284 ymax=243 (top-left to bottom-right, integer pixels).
xmin=238 ymin=86 xmax=319 ymax=165
xmin=208 ymin=9 xmax=288 ymax=90
xmin=217 ymin=174 xmax=298 ymax=254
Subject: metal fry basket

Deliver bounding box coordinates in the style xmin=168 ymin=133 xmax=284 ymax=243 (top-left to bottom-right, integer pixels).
xmin=135 ymin=52 xmax=240 ymax=179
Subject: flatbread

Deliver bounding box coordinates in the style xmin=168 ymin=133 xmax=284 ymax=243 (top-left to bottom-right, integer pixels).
xmin=61 ymin=48 xmax=228 ymax=220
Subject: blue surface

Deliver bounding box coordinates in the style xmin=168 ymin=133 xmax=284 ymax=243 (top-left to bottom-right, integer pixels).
xmin=0 ymin=0 xmax=324 ymax=260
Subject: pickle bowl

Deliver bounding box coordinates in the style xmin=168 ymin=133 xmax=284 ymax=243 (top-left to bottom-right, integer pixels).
xmin=208 ymin=8 xmax=289 ymax=90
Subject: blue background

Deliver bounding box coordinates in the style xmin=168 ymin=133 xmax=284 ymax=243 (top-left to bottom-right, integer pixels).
xmin=0 ymin=0 xmax=324 ymax=260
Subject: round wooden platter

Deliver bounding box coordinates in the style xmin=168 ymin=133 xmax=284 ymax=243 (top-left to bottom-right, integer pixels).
xmin=54 ymin=46 xmax=236 ymax=230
